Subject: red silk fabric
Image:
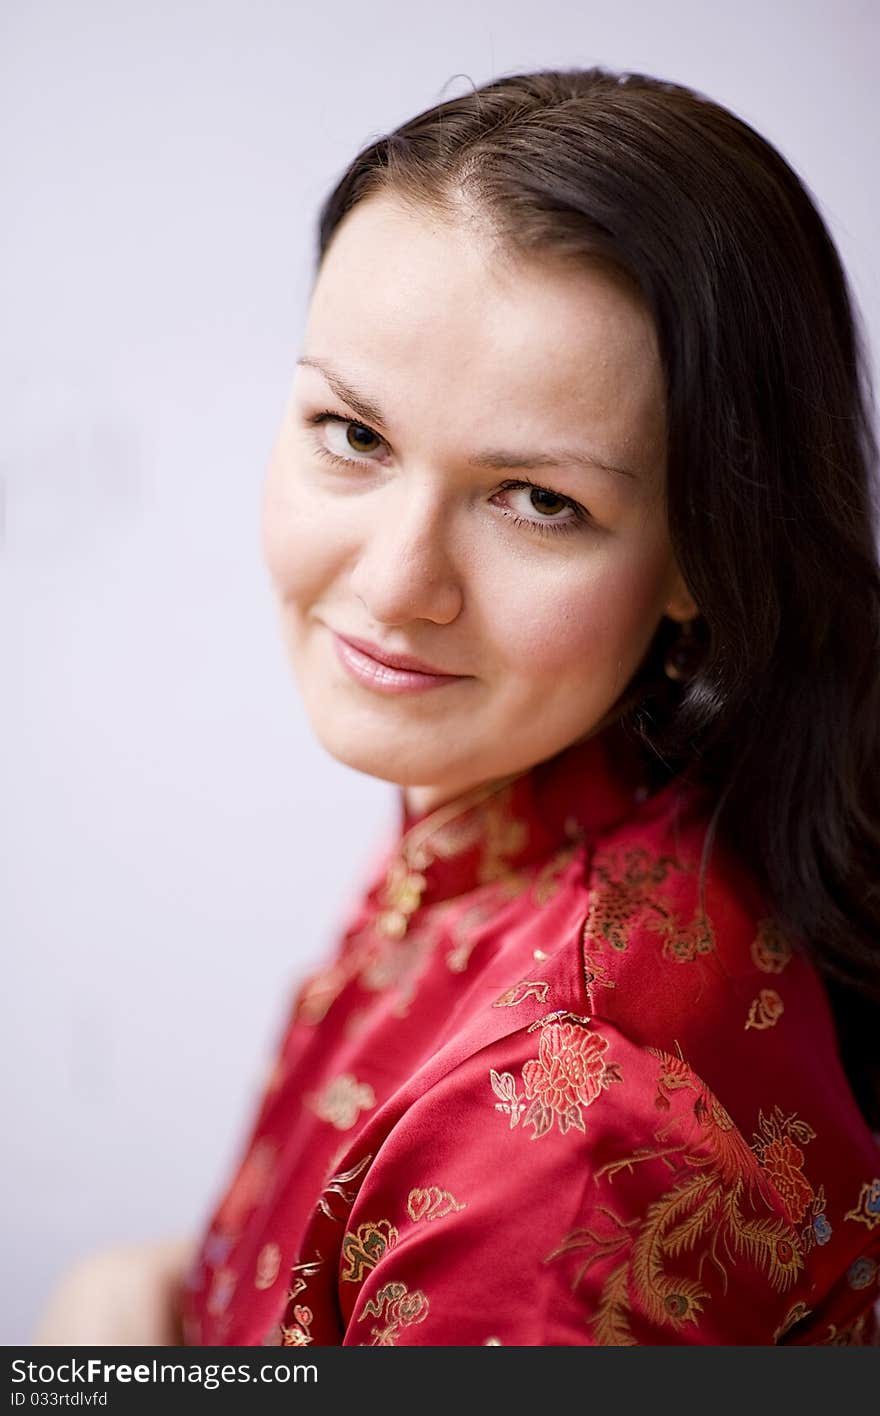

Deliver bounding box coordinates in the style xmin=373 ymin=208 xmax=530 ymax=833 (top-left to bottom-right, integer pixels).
xmin=179 ymin=721 xmax=880 ymax=1345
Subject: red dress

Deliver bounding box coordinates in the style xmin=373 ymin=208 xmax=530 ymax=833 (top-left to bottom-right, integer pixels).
xmin=178 ymin=720 xmax=880 ymax=1346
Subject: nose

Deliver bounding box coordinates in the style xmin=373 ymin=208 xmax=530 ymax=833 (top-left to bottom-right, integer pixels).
xmin=348 ymin=484 xmax=464 ymax=627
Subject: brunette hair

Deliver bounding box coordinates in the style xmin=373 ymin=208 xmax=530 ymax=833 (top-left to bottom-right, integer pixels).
xmin=313 ymin=67 xmax=880 ymax=1127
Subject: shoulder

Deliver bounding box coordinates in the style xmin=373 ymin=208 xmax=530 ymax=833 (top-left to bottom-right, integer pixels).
xmin=336 ymin=1005 xmax=879 ymax=1344
xmin=578 ymin=775 xmax=838 ymax=1074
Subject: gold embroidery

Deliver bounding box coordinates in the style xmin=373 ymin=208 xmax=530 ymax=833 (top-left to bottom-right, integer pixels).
xmin=477 ymin=791 xmax=530 ymax=884
xmin=406 ymin=1186 xmax=466 ymax=1222
xmin=844 ymin=1178 xmax=880 ymax=1230
xmin=581 ymin=843 xmax=715 ymax=983
xmin=286 ymin=1254 xmax=323 ymax=1304
xmin=582 ymin=954 xmax=616 ymax=991
xmin=751 ymin=919 xmax=794 ymax=974
xmin=490 ymin=1017 xmax=622 ymax=1140
xmin=490 ymin=1069 xmax=525 ymax=1127
xmin=295 ymin=961 xmax=352 ymax=1025
xmin=751 ymin=1107 xmax=817 ymax=1227
xmin=818 ymin=1312 xmax=872 ymax=1345
xmin=774 ymin=1301 xmax=812 ymax=1343
xmin=374 ymin=773 xmax=530 ymax=941
xmin=315 ymin=870 xmax=543 ymax=1020
xmin=745 ymin=989 xmax=784 ymax=1031
xmin=340 ymin=1220 xmax=398 ymax=1282
xmin=375 ymin=857 xmax=428 ymax=941
xmin=307 ymin=1074 xmax=375 ymax=1130
xmin=280 ymin=1304 xmax=314 ymax=1346
xmin=532 ymin=839 xmax=582 ymax=906
xmin=493 ymin=979 xmax=551 ymax=1008
xmin=254 ymin=1241 xmax=281 ymax=1290
xmin=445 ymin=897 xmax=503 ymax=974
xmin=359 ymin=921 xmax=439 ymax=1015
xmin=546 ymin=1052 xmax=810 ymax=1343
xmin=594 ymin=1260 xmax=637 ymax=1346
xmin=359 ymin=1281 xmax=430 ymax=1345
xmin=317 ymin=1152 xmax=373 ymax=1220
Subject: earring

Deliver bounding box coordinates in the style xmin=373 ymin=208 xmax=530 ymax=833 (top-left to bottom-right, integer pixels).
xmin=663 ymin=617 xmax=704 ymax=682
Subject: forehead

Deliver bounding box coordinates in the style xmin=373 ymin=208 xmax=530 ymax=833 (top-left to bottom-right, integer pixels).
xmin=304 ymin=194 xmax=666 ymax=473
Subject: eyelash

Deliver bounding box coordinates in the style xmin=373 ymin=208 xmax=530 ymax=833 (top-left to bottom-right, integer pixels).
xmin=305 ymin=410 xmax=591 ymax=539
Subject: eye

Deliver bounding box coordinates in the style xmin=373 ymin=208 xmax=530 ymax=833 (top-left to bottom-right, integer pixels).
xmin=308 ymin=411 xmax=388 ymax=463
xmin=305 ymin=410 xmax=593 ymax=539
xmin=492 ymin=479 xmax=589 ymax=538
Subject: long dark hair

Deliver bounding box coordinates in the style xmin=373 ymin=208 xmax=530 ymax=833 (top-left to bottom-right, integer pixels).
xmin=312 ymin=67 xmax=880 ymax=1128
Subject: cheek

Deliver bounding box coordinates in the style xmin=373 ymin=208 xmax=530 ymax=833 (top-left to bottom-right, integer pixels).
xmin=488 ymin=545 xmax=669 ymax=679
xmin=260 ymin=445 xmax=347 ymax=603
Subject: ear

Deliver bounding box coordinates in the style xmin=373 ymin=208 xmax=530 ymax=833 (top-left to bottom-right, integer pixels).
xmin=664 ymin=569 xmax=700 ymax=623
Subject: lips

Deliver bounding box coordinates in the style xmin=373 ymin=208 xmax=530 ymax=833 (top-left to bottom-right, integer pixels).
xmin=332 ymin=630 xmax=464 ymax=678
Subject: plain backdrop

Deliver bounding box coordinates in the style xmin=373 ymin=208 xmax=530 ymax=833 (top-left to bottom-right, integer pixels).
xmin=2 ymin=0 xmax=877 ymax=1345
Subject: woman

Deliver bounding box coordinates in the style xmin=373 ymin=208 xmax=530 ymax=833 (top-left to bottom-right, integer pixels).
xmin=35 ymin=66 xmax=880 ymax=1346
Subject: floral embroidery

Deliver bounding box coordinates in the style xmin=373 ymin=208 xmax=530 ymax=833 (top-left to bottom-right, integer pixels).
xmin=280 ymin=1304 xmax=314 ymax=1346
xmin=755 ymin=1132 xmax=813 ymax=1223
xmin=751 ymin=1107 xmax=830 ymax=1256
xmin=406 ymin=1186 xmax=466 ymax=1222
xmin=307 ymin=1074 xmax=375 ymax=1130
xmin=546 ymin=1051 xmax=808 ymax=1344
xmin=254 ymin=1241 xmax=281 ymax=1290
xmin=493 ymin=979 xmax=551 ymax=1008
xmin=844 ymin=1178 xmax=880 ymax=1230
xmin=341 ymin=1220 xmax=398 ymax=1283
xmin=846 ymin=1256 xmax=878 ymax=1289
xmin=745 ymin=988 xmax=784 ymax=1031
xmin=491 ymin=1018 xmax=621 ymax=1140
xmin=750 ymin=919 xmax=794 ymax=974
xmin=812 ymin=1214 xmax=832 ymax=1245
xmin=374 ymin=857 xmax=429 ymax=941
xmin=359 ymin=1281 xmax=430 ymax=1345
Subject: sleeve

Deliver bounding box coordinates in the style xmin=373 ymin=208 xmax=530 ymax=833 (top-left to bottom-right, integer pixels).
xmin=334 ymin=1013 xmax=830 ymax=1346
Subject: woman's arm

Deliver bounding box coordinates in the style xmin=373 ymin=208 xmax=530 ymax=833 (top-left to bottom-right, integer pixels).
xmin=31 ymin=1236 xmax=198 ymax=1347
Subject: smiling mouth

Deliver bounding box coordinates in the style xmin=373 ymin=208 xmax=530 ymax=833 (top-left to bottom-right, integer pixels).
xmin=332 ymin=629 xmax=465 ymax=677
xmin=331 ymin=631 xmax=471 ymax=695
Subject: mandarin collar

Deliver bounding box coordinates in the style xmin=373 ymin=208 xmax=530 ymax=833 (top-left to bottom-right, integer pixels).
xmin=373 ymin=718 xmax=653 ymax=939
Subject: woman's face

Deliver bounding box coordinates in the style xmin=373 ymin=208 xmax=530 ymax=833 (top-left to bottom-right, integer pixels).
xmin=262 ymin=193 xmax=697 ymax=814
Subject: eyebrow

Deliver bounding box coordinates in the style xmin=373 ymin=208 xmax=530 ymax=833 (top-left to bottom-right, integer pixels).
xmin=296 ymin=355 xmax=642 ymax=483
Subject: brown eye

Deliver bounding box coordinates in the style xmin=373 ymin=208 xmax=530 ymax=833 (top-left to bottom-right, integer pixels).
xmin=308 ymin=412 xmax=388 ymax=466
xmin=527 ymin=488 xmax=568 ymax=517
xmin=346 ymin=423 xmax=381 ymax=453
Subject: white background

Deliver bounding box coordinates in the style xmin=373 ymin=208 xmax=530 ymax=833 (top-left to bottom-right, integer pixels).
xmin=3 ymin=0 xmax=877 ymax=1344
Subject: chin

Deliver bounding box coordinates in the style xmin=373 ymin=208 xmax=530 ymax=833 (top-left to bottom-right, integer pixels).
xmin=308 ymin=713 xmax=457 ymax=789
